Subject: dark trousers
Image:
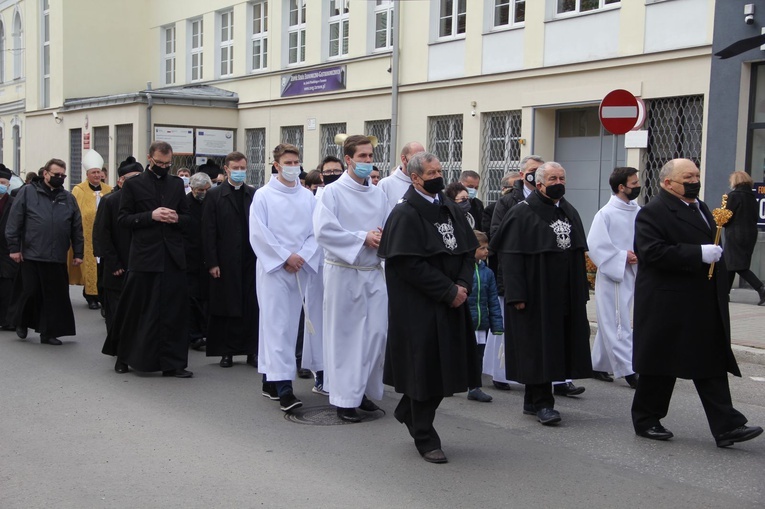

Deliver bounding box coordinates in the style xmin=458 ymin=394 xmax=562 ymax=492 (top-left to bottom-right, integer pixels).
xmin=631 ymin=374 xmax=748 ymax=436
xmin=470 ymin=342 xmax=486 ymax=389
xmin=10 ymin=260 xmax=76 ymax=338
xmin=394 ymin=394 xmax=444 ymax=454
xmin=0 ymin=276 xmax=14 ymax=325
xmin=728 ymin=269 xmax=764 ymax=292
xmin=524 ymin=383 xmax=555 ymax=411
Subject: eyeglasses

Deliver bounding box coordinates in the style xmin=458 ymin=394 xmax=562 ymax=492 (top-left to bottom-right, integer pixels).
xmin=151 ymin=158 xmax=173 ymax=168
xmin=49 ymin=173 xmax=67 ymax=179
xmin=321 ymin=169 xmax=344 ymax=176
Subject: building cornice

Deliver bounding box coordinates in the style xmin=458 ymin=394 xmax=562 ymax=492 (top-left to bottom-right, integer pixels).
xmin=0 ymin=98 xmax=25 ymax=115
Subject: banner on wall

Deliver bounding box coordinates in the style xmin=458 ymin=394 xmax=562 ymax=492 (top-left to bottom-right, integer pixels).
xmin=154 ymin=127 xmax=194 ymax=155
xmin=280 ymin=66 xmax=346 ymax=98
xmin=196 ymin=129 xmax=235 ymax=156
xmin=754 ymin=183 xmax=765 ymax=231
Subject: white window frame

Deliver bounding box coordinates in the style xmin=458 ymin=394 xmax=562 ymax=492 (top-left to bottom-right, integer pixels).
xmin=218 ymin=9 xmax=234 ymax=78
xmin=0 ymin=21 xmax=5 ymax=83
xmin=41 ymin=0 xmax=50 ymax=107
xmin=250 ymin=0 xmax=269 ymax=72
xmin=554 ymin=0 xmax=620 ymax=18
xmin=287 ymin=0 xmax=307 ymax=65
xmin=12 ymin=10 xmax=23 ymax=80
xmin=163 ymin=25 xmax=176 ymax=85
xmin=438 ymin=0 xmax=467 ymax=40
xmin=328 ymin=0 xmax=349 ymax=59
xmin=492 ymin=0 xmax=525 ymax=29
xmin=373 ymin=1 xmax=394 ymax=51
xmin=189 ymin=18 xmax=204 ymax=82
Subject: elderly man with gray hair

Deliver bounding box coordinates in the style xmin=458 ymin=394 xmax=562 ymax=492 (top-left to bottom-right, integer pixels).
xmin=490 ymin=161 xmax=592 ymax=426
xmin=183 ymin=171 xmax=212 ymax=351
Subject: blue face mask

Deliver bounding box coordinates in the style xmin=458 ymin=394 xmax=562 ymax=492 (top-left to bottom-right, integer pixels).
xmin=230 ymin=170 xmax=246 ymax=183
xmin=466 ymin=187 xmax=477 ymax=200
xmin=353 ymin=162 xmax=374 ymax=179
xmin=0 ymin=184 xmax=7 ymax=195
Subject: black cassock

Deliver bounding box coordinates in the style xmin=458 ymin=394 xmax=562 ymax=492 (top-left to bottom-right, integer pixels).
xmin=0 ymin=194 xmax=18 ymax=326
xmin=379 ymin=187 xmax=479 ymax=400
xmin=722 ymin=185 xmax=759 ymax=272
xmin=182 ymin=192 xmax=208 ymax=341
xmin=490 ymin=190 xmax=592 ymax=384
xmin=202 ymin=181 xmax=258 ymax=357
xmin=111 ymin=170 xmax=190 ymax=372
xmin=94 ymin=188 xmax=131 ymax=346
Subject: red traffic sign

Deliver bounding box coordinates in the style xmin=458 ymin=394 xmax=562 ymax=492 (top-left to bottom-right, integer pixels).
xmin=599 ymin=89 xmax=640 ymax=135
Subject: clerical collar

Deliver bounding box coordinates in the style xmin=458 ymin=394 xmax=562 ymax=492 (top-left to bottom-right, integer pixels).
xmin=88 ymin=182 xmax=102 ymax=191
xmin=227 ymin=180 xmax=243 ymax=191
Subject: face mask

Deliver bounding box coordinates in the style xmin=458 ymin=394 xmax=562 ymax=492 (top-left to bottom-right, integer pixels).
xmin=676 ymin=181 xmax=700 ymax=200
xmin=49 ymin=176 xmax=65 ymax=188
xmin=525 ymin=172 xmax=536 ymax=184
xmin=151 ymin=165 xmax=169 ymax=178
xmin=181 ymin=176 xmax=190 ymax=187
xmin=195 ymin=192 xmax=206 ymax=202
xmin=0 ymin=184 xmax=7 ymax=195
xmin=466 ymin=187 xmax=477 ymax=199
xmin=230 ymin=170 xmax=247 ymax=184
xmin=323 ymin=173 xmax=341 ymax=185
xmin=457 ymin=200 xmax=471 ymax=213
xmin=625 ymin=185 xmax=641 ymax=201
xmin=544 ymin=183 xmax=566 ymax=200
xmin=281 ymin=165 xmax=301 ymax=182
xmin=353 ymin=162 xmax=374 ymax=179
xmin=421 ymin=176 xmax=445 ymax=195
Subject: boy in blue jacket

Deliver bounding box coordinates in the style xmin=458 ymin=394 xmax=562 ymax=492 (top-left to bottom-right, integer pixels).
xmin=467 ymin=231 xmax=504 ymax=402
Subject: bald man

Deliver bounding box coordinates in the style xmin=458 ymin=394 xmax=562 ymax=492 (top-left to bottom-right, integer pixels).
xmin=631 ymin=158 xmax=762 ymax=447
xmin=377 ymin=141 xmax=425 ymax=209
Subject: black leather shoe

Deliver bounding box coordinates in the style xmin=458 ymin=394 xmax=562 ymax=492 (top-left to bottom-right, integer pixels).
xmin=592 ymin=371 xmax=614 ymax=382
xmin=715 ymin=425 xmax=763 ymax=448
xmin=536 ymin=408 xmax=561 ymax=425
xmin=636 ymin=424 xmax=674 ymax=441
xmin=337 ymin=407 xmax=362 ymax=423
xmin=16 ymin=326 xmax=27 ymax=339
xmin=88 ymin=301 xmax=101 ymax=310
xmin=190 ymin=338 xmax=206 ymax=351
xmin=114 ymin=360 xmax=129 ymax=374
xmin=40 ymin=335 xmax=62 ymax=345
xmin=422 ymin=449 xmax=448 ymax=464
xmin=554 ymin=382 xmax=585 ymax=397
xmin=758 ymin=286 xmax=765 ymax=306
xmin=162 ymin=369 xmax=193 ymax=378
xmin=523 ymin=404 xmax=536 ymax=416
xmin=297 ymin=368 xmax=312 ymax=379
xmin=220 ymin=355 xmax=233 ymax=368
xmin=359 ymin=395 xmax=380 ymax=412
xmin=246 ymin=354 xmax=257 ymax=367
xmin=625 ymin=373 xmax=639 ymax=389
xmin=492 ymin=381 xmax=512 ymax=391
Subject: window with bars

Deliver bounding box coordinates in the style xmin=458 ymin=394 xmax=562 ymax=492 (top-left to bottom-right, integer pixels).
xmin=69 ymin=128 xmax=82 ymax=187
xmin=219 ymin=10 xmax=234 ymax=77
xmin=439 ymin=0 xmax=467 ymax=39
xmin=428 ymin=115 xmax=463 ymax=183
xmin=190 ymin=19 xmax=204 ymax=82
xmin=115 ymin=124 xmax=134 ymax=166
xmin=365 ymin=119 xmax=392 ymax=176
xmin=163 ymin=25 xmax=176 ymax=85
xmin=494 ymin=0 xmax=525 ymax=27
xmin=93 ymin=126 xmax=110 ymax=171
xmin=245 ymin=128 xmax=267 ymax=188
xmin=251 ymin=1 xmax=268 ymax=71
xmin=328 ymin=0 xmax=349 ymax=59
xmin=41 ymin=0 xmax=50 ymax=107
xmin=642 ymin=95 xmax=704 ymax=203
xmin=281 ymin=125 xmax=304 ymax=159
xmin=320 ymin=123 xmax=346 ymax=160
xmin=374 ymin=1 xmax=393 ymax=51
xmin=288 ymin=0 xmax=307 ymax=65
xmin=480 ymin=111 xmax=522 ymax=204
xmin=556 ymin=0 xmax=619 ymax=16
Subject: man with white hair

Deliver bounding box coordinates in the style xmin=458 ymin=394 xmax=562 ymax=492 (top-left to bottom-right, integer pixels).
xmin=70 ymin=150 xmax=112 ymax=309
xmin=490 ymin=162 xmax=592 ymax=426
xmin=377 ymin=141 xmax=425 ymax=209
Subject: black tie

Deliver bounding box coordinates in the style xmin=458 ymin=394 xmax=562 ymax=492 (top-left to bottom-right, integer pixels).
xmin=688 ymin=202 xmax=709 ymax=230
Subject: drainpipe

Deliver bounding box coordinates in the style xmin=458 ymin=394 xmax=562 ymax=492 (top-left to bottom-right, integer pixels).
xmin=388 ymin=1 xmax=400 ymax=170
xmin=146 ymin=81 xmax=153 ymax=154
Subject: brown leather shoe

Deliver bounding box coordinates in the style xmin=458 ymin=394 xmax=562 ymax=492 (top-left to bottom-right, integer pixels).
xmin=422 ymin=449 xmax=448 ymax=464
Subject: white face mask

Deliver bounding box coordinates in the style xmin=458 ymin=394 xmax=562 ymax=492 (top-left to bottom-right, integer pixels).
xmin=181 ymin=176 xmax=190 ymax=186
xmin=281 ymin=165 xmax=301 ymax=182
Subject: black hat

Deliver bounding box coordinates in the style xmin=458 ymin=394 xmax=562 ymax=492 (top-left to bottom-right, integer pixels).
xmin=0 ymin=164 xmax=11 ymax=180
xmin=117 ymin=156 xmax=144 ymax=177
xmin=198 ymin=162 xmax=221 ymax=179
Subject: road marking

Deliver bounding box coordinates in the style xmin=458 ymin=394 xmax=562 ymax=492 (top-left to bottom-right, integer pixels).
xmin=750 ymin=377 xmax=765 ymax=382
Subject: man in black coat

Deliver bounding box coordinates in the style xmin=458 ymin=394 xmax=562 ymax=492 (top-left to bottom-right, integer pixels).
xmin=631 ymin=158 xmax=762 ymax=447
xmin=0 ymin=165 xmax=18 ymax=329
xmin=183 ymin=171 xmax=212 ymax=351
xmin=110 ymin=141 xmax=192 ymax=378
xmin=490 ymin=162 xmax=592 ymax=426
xmin=459 ymin=170 xmax=485 ymax=232
xmin=202 ymin=151 xmax=259 ymax=368
xmin=490 ymin=155 xmax=544 ymax=238
xmin=379 ymin=152 xmax=479 ymax=464
xmin=96 ymin=157 xmax=143 ymax=372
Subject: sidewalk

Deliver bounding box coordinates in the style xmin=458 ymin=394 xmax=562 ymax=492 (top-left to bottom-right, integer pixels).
xmin=586 ymin=287 xmax=765 ymax=362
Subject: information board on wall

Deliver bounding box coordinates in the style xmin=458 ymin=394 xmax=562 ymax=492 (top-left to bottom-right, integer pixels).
xmin=280 ymin=66 xmax=346 ymax=98
xmin=154 ymin=127 xmax=194 ymax=155
xmin=196 ymin=129 xmax=234 ymax=156
xmin=755 ymin=182 xmax=765 ymax=231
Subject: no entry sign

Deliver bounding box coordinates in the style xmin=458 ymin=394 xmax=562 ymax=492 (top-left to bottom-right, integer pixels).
xmin=599 ymin=89 xmax=641 ymax=135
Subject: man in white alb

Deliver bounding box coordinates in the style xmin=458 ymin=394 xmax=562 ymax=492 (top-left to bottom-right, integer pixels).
xmin=377 ymin=141 xmax=425 ymax=209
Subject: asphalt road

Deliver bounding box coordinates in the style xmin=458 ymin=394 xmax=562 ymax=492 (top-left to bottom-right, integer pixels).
xmin=0 ymin=287 xmax=763 ymax=509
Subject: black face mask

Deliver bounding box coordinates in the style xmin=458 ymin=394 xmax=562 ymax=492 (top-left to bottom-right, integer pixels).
xmin=195 ymin=192 xmax=206 ymax=202
xmin=49 ymin=176 xmax=65 ymax=189
xmin=544 ymin=183 xmax=566 ymax=200
xmin=457 ymin=200 xmax=471 ymax=213
xmin=679 ymin=181 xmax=700 ymax=200
xmin=625 ymin=185 xmax=641 ymax=201
xmin=323 ymin=173 xmax=341 ymax=185
xmin=151 ymin=165 xmax=169 ymax=178
xmin=421 ymin=176 xmax=445 ymax=195
xmin=525 ymin=172 xmax=536 ymax=184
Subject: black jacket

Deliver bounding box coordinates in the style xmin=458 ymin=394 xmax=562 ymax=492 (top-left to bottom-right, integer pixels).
xmin=93 ymin=188 xmax=131 ymax=291
xmin=182 ymin=192 xmax=205 ymax=273
xmin=5 ymin=181 xmax=83 ymax=263
xmin=490 ymin=179 xmax=527 ymax=238
xmin=722 ymin=185 xmax=759 ymax=271
xmin=0 ymin=194 xmax=18 ymax=278
xmin=118 ymin=170 xmax=189 ymax=272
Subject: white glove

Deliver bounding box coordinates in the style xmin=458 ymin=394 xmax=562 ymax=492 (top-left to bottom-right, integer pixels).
xmin=700 ymin=244 xmax=722 ymax=264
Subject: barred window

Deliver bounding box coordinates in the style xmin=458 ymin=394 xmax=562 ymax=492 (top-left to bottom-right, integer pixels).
xmin=69 ymin=128 xmax=83 ymax=188
xmin=481 ymin=111 xmax=522 ymax=204
xmin=365 ymin=119 xmax=392 ymax=176
xmin=281 ymin=125 xmax=304 ymax=160
xmin=428 ymin=114 xmax=463 ymax=183
xmin=93 ymin=126 xmax=110 ymax=172
xmin=320 ymin=123 xmax=346 ymax=160
xmin=115 ymin=124 xmax=134 ymax=167
xmin=246 ymin=128 xmax=267 ymax=188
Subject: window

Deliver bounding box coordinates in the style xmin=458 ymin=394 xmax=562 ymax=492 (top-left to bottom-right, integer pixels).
xmin=428 ymin=115 xmax=463 ymax=183
xmin=190 ymin=19 xmax=204 ymax=82
xmin=219 ymin=10 xmax=234 ymax=77
xmin=439 ymin=0 xmax=466 ymax=39
xmin=481 ymin=111 xmax=522 ymax=203
xmin=163 ymin=25 xmax=176 ymax=85
xmin=13 ymin=125 xmax=20 ymax=173
xmin=320 ymin=123 xmax=346 ymax=159
xmin=245 ymin=128 xmax=267 ymax=188
xmin=365 ymin=119 xmax=392 ymax=176
xmin=0 ymin=128 xmax=3 ymax=164
xmin=115 ymin=124 xmax=134 ymax=166
xmin=281 ymin=125 xmax=304 ymax=159
xmin=93 ymin=126 xmax=110 ymax=172
xmin=69 ymin=128 xmax=82 ymax=187
xmin=556 ymin=0 xmax=619 ymax=15
xmin=288 ymin=0 xmax=307 ymax=64
xmin=374 ymin=1 xmax=393 ymax=50
xmin=328 ymin=0 xmax=349 ymax=58
xmin=41 ymin=0 xmax=50 ymax=107
xmin=494 ymin=0 xmax=525 ymax=27
xmin=251 ymin=1 xmax=268 ymax=71
xmin=12 ymin=11 xmax=22 ymax=80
